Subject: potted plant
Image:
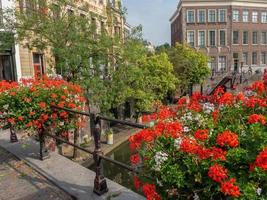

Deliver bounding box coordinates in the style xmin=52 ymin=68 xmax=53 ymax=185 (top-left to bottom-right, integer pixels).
xmin=105 ymin=128 xmax=114 ymax=145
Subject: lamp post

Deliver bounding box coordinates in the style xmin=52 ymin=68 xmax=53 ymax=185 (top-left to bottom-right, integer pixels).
xmin=240 ymin=60 xmax=244 ymax=84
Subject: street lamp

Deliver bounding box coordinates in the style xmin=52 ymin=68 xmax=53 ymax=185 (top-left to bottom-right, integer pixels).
xmin=240 ymin=59 xmax=244 ymax=84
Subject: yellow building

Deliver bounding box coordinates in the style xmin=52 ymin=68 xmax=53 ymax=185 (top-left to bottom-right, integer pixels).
xmin=0 ymin=0 xmax=125 ymax=81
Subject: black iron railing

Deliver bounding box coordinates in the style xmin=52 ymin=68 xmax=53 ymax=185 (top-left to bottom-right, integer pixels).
xmin=35 ymin=105 xmax=150 ymax=195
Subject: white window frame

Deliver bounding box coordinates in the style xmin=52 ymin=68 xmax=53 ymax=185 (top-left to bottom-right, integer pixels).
xmin=218 ymin=9 xmax=227 ymax=22
xmin=252 ymin=52 xmax=258 ymax=65
xmin=197 ymin=9 xmax=206 ymax=23
xmin=242 ymin=52 xmax=249 ymax=66
xmin=261 ymin=31 xmax=267 ymax=45
xmin=243 ymin=31 xmax=249 ymax=45
xmin=262 ymin=12 xmax=267 ymax=23
xmin=218 ymin=56 xmax=227 ymax=71
xmin=208 ymin=9 xmax=216 ymax=22
xmin=208 ymin=30 xmax=216 ymax=47
xmin=219 ymin=29 xmax=227 ymax=46
xmin=187 ymin=10 xmax=195 ymax=23
xmin=243 ymin=10 xmax=249 ymax=22
xmin=233 ymin=10 xmax=239 ymax=22
xmin=252 ymin=31 xmax=258 ymax=45
xmin=187 ymin=30 xmax=195 ymax=47
xmin=232 ymin=30 xmax=239 ymax=45
xmin=261 ymin=52 xmax=267 ymax=65
xmin=252 ymin=11 xmax=258 ymax=23
xmin=198 ymin=30 xmax=206 ymax=47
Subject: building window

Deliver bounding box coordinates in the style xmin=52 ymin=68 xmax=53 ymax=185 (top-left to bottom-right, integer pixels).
xmin=252 ymin=12 xmax=258 ymax=23
xmin=208 ymin=57 xmax=217 ymax=72
xmin=253 ymin=31 xmax=258 ymax=44
xmin=187 ymin=10 xmax=195 ymax=23
xmin=261 ymin=32 xmax=267 ymax=44
xmin=243 ymin=31 xmax=248 ymax=45
xmin=218 ymin=56 xmax=226 ymax=71
xmin=187 ymin=31 xmax=195 ymax=47
xmin=252 ymin=52 xmax=257 ymax=65
xmin=233 ymin=31 xmax=239 ymax=44
xmin=218 ymin=9 xmax=226 ymax=22
xmin=198 ymin=10 xmax=206 ymax=23
xmin=262 ymin=12 xmax=267 ymax=23
xmin=209 ymin=30 xmax=216 ymax=46
xmin=261 ymin=52 xmax=267 ymax=64
xmin=208 ymin=9 xmax=216 ymax=22
xmin=198 ymin=31 xmax=205 ymax=47
xmin=233 ymin=10 xmax=239 ymax=22
xmin=243 ymin=10 xmax=249 ymax=22
xmin=243 ymin=52 xmax=248 ymax=65
xmin=219 ymin=30 xmax=226 ymax=46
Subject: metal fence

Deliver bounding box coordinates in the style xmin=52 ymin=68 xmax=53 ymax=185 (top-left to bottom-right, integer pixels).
xmin=36 ymin=105 xmax=150 ymax=195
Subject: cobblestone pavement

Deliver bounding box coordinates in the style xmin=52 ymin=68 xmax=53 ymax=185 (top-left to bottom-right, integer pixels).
xmin=0 ymin=147 xmax=73 ymax=200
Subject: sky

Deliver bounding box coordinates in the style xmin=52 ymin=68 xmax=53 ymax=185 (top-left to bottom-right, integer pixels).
xmin=123 ymin=0 xmax=178 ymax=46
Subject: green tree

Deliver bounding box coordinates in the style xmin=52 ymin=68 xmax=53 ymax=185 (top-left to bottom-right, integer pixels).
xmin=168 ymin=43 xmax=210 ymax=95
xmin=155 ymin=43 xmax=171 ymax=54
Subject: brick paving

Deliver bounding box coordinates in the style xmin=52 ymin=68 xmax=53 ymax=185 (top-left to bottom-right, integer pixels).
xmin=0 ymin=147 xmax=73 ymax=200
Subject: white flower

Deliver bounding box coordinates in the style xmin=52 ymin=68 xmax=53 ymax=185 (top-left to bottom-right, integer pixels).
xmin=59 ymin=122 xmax=65 ymax=126
xmin=193 ymin=193 xmax=200 ymax=200
xmin=174 ymin=138 xmax=182 ymax=149
xmin=244 ymin=90 xmax=256 ymax=97
xmin=257 ymin=188 xmax=262 ymax=196
xmin=203 ymin=103 xmax=215 ymax=114
xmin=241 ymin=130 xmax=246 ymax=136
xmin=156 ymin=179 xmax=163 ymax=187
xmin=219 ymin=105 xmax=225 ymax=110
xmin=154 ymin=151 xmax=168 ymax=171
xmin=3 ymin=104 xmax=9 ymax=110
xmin=183 ymin=126 xmax=191 ymax=133
xmin=181 ymin=112 xmax=193 ymax=122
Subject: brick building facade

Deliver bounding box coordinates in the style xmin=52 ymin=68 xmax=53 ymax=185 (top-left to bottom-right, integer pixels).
xmin=170 ymin=0 xmax=267 ymax=74
xmin=0 ymin=0 xmax=126 ymax=81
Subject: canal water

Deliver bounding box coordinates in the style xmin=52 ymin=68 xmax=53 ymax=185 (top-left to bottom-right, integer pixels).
xmin=89 ymin=142 xmax=139 ymax=193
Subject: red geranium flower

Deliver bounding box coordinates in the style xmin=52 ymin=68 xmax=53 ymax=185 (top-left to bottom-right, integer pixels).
xmin=248 ymin=114 xmax=266 ymax=125
xmin=255 ymin=147 xmax=267 ymax=170
xmin=211 ymin=147 xmax=227 ymax=161
xmin=212 ymin=109 xmax=219 ymax=124
xmin=220 ymin=178 xmax=241 ymax=198
xmin=130 ymin=154 xmax=140 ymax=165
xmin=143 ymin=183 xmax=161 ymax=200
xmin=133 ymin=176 xmax=142 ymax=190
xmin=10 ymin=91 xmax=16 ymax=96
xmin=39 ymin=102 xmax=46 ymax=109
xmin=7 ymin=118 xmax=16 ymax=125
xmin=216 ymin=130 xmax=239 ymax=148
xmin=194 ymin=129 xmax=209 ymax=141
xmin=18 ymin=116 xmax=24 ymax=121
xmin=208 ymin=164 xmax=228 ymax=183
xmin=51 ymin=93 xmax=57 ymax=99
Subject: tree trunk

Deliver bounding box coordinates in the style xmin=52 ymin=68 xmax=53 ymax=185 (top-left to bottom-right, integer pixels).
xmin=117 ymin=104 xmax=124 ymax=120
xmin=73 ymin=128 xmax=80 ymax=159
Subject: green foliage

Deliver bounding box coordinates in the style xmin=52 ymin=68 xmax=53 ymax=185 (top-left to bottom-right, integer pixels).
xmin=168 ymin=43 xmax=210 ymax=88
xmin=1 ymin=0 xmax=177 ymax=115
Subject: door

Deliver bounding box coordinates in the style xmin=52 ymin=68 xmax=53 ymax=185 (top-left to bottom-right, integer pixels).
xmin=33 ymin=53 xmax=45 ymax=78
xmin=0 ymin=55 xmax=14 ymax=81
xmin=234 ymin=59 xmax=239 ymax=72
xmin=233 ymin=53 xmax=239 ymax=72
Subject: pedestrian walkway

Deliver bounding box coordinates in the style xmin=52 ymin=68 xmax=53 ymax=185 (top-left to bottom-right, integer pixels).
xmin=0 ymin=129 xmax=145 ymax=200
xmin=0 ymin=147 xmax=72 ymax=200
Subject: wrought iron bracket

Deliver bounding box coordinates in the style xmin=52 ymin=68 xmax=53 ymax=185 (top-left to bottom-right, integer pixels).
xmin=10 ymin=125 xmax=18 ymax=143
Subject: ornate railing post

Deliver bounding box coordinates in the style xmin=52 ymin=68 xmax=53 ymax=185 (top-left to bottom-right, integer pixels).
xmin=10 ymin=124 xmax=18 ymax=143
xmin=39 ymin=128 xmax=50 ymax=161
xmin=91 ymin=113 xmax=108 ymax=195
